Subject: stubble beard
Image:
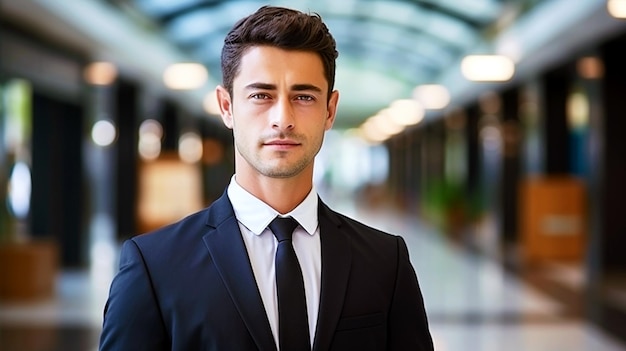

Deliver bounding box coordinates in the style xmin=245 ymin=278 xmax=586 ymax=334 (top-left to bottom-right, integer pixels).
xmin=235 ymin=133 xmax=322 ymax=179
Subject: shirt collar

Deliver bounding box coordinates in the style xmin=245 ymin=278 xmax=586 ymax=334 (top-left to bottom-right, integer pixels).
xmin=227 ymin=175 xmax=318 ymax=236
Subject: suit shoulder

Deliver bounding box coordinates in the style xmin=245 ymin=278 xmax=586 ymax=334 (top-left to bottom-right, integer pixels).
xmin=324 ymin=207 xmax=407 ymax=274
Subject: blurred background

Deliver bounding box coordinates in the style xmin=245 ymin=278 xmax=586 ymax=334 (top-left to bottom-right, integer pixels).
xmin=1 ymin=0 xmax=626 ymax=350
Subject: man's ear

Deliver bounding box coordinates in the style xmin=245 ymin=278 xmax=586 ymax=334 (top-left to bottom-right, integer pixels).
xmin=216 ymin=85 xmax=233 ymax=129
xmin=325 ymin=90 xmax=340 ymax=131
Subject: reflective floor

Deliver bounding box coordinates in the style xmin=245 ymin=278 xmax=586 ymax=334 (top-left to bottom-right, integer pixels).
xmin=1 ymin=197 xmax=625 ymax=351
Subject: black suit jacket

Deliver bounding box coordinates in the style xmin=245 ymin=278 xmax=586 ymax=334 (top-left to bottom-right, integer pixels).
xmin=99 ymin=192 xmax=433 ymax=350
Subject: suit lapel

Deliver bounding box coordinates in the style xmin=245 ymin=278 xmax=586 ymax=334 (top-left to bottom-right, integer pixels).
xmin=202 ymin=194 xmax=277 ymax=351
xmin=313 ymin=201 xmax=352 ymax=351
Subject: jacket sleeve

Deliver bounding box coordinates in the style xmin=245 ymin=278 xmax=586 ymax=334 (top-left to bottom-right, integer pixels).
xmin=387 ymin=236 xmax=434 ymax=351
xmin=99 ymin=239 xmax=169 ymax=351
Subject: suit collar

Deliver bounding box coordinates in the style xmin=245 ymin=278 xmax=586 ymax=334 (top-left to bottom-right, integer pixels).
xmin=202 ymin=192 xmax=277 ymax=351
xmin=204 ymin=191 xmax=237 ymax=229
xmin=313 ymin=200 xmax=351 ymax=351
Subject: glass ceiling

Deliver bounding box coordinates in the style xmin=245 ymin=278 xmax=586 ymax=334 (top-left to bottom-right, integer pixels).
xmin=109 ymin=0 xmax=515 ymax=127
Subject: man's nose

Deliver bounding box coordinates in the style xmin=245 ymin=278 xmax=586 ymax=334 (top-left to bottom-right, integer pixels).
xmin=271 ymin=98 xmax=295 ymax=130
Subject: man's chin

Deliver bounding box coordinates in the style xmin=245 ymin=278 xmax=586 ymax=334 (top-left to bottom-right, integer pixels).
xmin=261 ymin=163 xmax=307 ymax=179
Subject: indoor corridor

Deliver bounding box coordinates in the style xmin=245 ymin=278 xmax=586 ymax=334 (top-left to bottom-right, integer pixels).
xmin=1 ymin=193 xmax=624 ymax=351
xmin=3 ymin=1 xmax=626 ymax=350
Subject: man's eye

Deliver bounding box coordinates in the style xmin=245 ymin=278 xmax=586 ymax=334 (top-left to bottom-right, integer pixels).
xmin=250 ymin=93 xmax=270 ymax=99
xmin=296 ymin=95 xmax=314 ymax=101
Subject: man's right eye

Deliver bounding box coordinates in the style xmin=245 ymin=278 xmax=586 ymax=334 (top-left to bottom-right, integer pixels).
xmin=250 ymin=93 xmax=270 ymax=100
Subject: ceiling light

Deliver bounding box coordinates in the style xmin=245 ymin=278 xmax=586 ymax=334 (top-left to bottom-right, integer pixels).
xmin=360 ymin=119 xmax=394 ymax=143
xmin=163 ymin=63 xmax=208 ymax=90
xmin=461 ymin=55 xmax=515 ymax=82
xmin=91 ymin=120 xmax=117 ymax=146
xmin=179 ymin=132 xmax=203 ymax=164
xmin=412 ymin=85 xmax=450 ymax=109
xmin=139 ymin=119 xmax=163 ymax=140
xmin=608 ymin=0 xmax=626 ymax=18
xmin=84 ymin=62 xmax=117 ymax=85
xmin=370 ymin=114 xmax=404 ymax=136
xmin=567 ymin=91 xmax=589 ymax=129
xmin=138 ymin=119 xmax=163 ymax=161
xmin=387 ymin=100 xmax=425 ymax=125
xmin=359 ymin=115 xmax=402 ymax=143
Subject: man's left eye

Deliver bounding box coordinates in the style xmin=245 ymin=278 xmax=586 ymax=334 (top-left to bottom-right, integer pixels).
xmin=296 ymin=95 xmax=314 ymax=101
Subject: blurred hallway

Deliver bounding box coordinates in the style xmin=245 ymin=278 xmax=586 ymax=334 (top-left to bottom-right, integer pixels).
xmin=1 ymin=193 xmax=625 ymax=351
xmin=3 ymin=1 xmax=626 ymax=350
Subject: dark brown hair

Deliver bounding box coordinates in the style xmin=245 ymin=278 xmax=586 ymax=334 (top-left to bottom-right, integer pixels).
xmin=221 ymin=5 xmax=338 ymax=100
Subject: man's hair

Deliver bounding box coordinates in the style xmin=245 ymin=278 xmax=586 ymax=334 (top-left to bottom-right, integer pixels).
xmin=221 ymin=5 xmax=338 ymax=100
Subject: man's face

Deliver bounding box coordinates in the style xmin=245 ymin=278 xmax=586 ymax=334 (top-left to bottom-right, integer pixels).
xmin=217 ymin=45 xmax=339 ymax=180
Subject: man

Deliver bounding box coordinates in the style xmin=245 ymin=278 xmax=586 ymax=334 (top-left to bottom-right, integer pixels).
xmin=100 ymin=5 xmax=433 ymax=351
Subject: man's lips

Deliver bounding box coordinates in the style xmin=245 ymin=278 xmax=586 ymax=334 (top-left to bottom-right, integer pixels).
xmin=264 ymin=139 xmax=300 ymax=146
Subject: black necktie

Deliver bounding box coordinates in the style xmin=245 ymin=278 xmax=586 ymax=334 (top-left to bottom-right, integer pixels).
xmin=269 ymin=216 xmax=311 ymax=350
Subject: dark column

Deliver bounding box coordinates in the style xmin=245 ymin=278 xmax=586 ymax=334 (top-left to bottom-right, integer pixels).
xmin=407 ymin=129 xmax=421 ymax=212
xmin=466 ymin=104 xmax=481 ymax=203
xmin=542 ymin=67 xmax=572 ymax=174
xmin=31 ymin=92 xmax=85 ymax=267
xmin=583 ymin=33 xmax=626 ymax=344
xmin=385 ymin=138 xmax=401 ymax=202
xmin=600 ymin=36 xmax=626 ymax=271
xmin=161 ymin=99 xmax=180 ymax=152
xmin=426 ymin=121 xmax=446 ymax=184
xmin=421 ymin=120 xmax=446 ymax=228
xmin=400 ymin=132 xmax=417 ymax=210
xmin=387 ymin=136 xmax=406 ymax=207
xmin=114 ymin=79 xmax=139 ymax=240
xmin=500 ymin=88 xmax=522 ymax=245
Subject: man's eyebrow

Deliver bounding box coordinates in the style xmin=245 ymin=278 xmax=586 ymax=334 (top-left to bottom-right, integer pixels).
xmin=291 ymin=84 xmax=322 ymax=93
xmin=244 ymin=82 xmax=323 ymax=92
xmin=244 ymin=82 xmax=276 ymax=90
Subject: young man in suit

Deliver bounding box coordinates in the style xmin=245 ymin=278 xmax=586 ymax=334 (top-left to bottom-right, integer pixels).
xmin=100 ymin=5 xmax=433 ymax=351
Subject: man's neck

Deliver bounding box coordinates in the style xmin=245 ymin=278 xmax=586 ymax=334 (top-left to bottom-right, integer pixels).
xmin=234 ymin=173 xmax=313 ymax=214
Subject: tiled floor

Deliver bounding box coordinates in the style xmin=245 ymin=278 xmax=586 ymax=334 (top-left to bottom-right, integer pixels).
xmin=1 ymin=198 xmax=625 ymax=351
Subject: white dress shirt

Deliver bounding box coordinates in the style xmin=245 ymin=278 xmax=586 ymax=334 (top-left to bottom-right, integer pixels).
xmin=227 ymin=176 xmax=321 ymax=349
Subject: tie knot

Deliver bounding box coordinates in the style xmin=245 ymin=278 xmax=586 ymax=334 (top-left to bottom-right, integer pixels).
xmin=269 ymin=216 xmax=299 ymax=242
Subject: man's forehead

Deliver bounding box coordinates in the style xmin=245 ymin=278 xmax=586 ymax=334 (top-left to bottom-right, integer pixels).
xmin=233 ymin=46 xmax=329 ymax=91
xmin=242 ymin=82 xmax=323 ymax=92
